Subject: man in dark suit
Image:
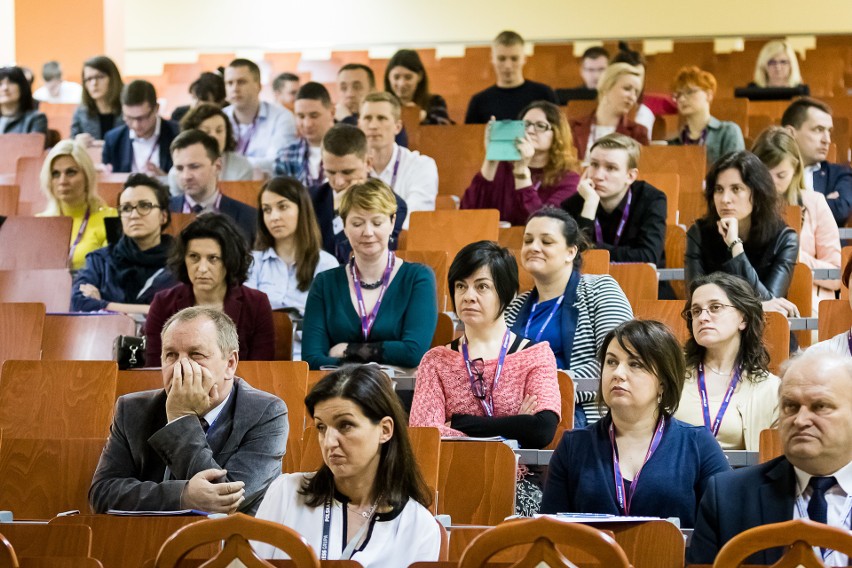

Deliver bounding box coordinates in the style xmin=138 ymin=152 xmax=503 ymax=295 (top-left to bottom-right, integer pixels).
xmin=102 ymin=80 xmax=179 ymax=174
xmin=782 ymin=97 xmax=852 ymax=225
xmin=89 ymin=306 xmax=288 ymax=515
xmin=312 ymin=123 xmax=406 ymax=263
xmin=168 ymin=129 xmax=257 ymax=244
xmin=690 ymin=351 xmax=852 ymax=565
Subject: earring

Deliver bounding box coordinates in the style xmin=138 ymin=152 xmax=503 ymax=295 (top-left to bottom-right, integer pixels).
xmin=657 ymin=393 xmax=662 ymax=404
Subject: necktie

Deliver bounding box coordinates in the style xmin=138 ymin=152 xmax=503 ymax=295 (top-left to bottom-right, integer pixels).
xmin=807 ymin=476 xmax=837 ymax=524
xmin=199 ymin=416 xmax=210 ymax=434
xmin=191 ymin=204 xmax=204 ymax=214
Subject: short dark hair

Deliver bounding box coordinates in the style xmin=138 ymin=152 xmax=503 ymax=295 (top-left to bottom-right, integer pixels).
xmin=0 ymin=67 xmax=35 ymax=112
xmin=780 ymin=97 xmax=833 ymax=129
xmin=180 ymin=102 xmax=236 ymax=152
xmin=683 ymin=272 xmax=770 ymax=381
xmin=322 ymin=123 xmax=367 ymax=159
xmin=120 ymin=80 xmax=157 ymax=108
xmin=272 ymin=72 xmax=299 ymax=92
xmin=168 ymin=213 xmax=252 ymax=287
xmin=295 ymin=81 xmax=332 ymax=108
xmin=384 ymin=49 xmax=431 ymax=110
xmin=448 ymin=241 xmax=518 ymax=316
xmin=582 ymin=46 xmax=610 ymax=61
xmin=494 ymin=30 xmax=524 ymax=46
xmin=121 ymin=173 xmax=171 ymax=230
xmin=170 ymin=129 xmax=221 ymax=161
xmin=255 ymin=176 xmax=325 ymax=292
xmin=228 ymin=58 xmax=261 ymax=82
xmin=301 ymin=365 xmax=433 ymax=511
xmin=189 ymin=72 xmax=226 ymax=106
xmin=81 ymin=55 xmax=123 ymax=115
xmin=338 ymin=63 xmax=375 ymax=88
xmin=597 ymin=319 xmax=686 ymax=418
xmin=526 ymin=207 xmax=589 ymax=270
xmin=42 ymin=61 xmax=61 ymax=82
xmin=611 ymin=41 xmax=646 ymax=67
xmin=702 ymin=151 xmax=784 ymax=249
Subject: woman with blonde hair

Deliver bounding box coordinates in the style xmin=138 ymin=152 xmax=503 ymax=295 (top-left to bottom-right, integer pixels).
xmin=38 ymin=140 xmax=116 ymax=270
xmin=570 ymin=63 xmax=649 ymax=161
xmin=751 ymin=40 xmax=804 ymax=89
xmin=461 ymin=100 xmax=580 ymax=226
xmin=751 ymin=126 xmax=840 ymax=313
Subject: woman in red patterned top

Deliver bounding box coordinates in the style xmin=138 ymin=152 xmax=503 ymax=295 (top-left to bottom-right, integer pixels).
xmin=409 ymin=240 xmax=560 ymax=449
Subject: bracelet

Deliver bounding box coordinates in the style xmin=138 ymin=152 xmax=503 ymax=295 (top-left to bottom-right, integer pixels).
xmin=513 ymin=168 xmax=530 ymax=180
xmin=728 ymin=238 xmax=743 ymax=252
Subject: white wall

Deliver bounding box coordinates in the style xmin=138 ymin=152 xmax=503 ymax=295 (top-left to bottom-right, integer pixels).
xmin=0 ymin=0 xmax=15 ymax=66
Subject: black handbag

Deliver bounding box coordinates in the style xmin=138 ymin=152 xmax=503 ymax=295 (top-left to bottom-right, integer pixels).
xmin=113 ymin=336 xmax=146 ymax=370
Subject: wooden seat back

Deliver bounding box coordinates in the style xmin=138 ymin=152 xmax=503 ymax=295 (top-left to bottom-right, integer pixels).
xmin=0 ymin=133 xmax=45 ymax=174
xmin=116 ymin=368 xmax=164 ymax=398
xmin=665 ymin=223 xmax=687 ymax=299
xmin=678 ymin=191 xmax=708 ymax=228
xmin=582 ymin=249 xmax=610 ymax=275
xmin=0 ymin=269 xmax=72 ymax=312
xmin=0 ymin=302 xmax=45 ymax=366
xmin=764 ymin=311 xmax=791 ymax=375
xmin=0 ymin=217 xmax=73 ymax=269
xmin=817 ymin=299 xmax=852 ymax=341
xmin=635 ymin=300 xmax=690 ymax=344
xmin=758 ymin=428 xmax=783 ymax=464
xmin=0 ymin=184 xmax=20 ymax=216
xmin=638 ymin=145 xmax=705 ymax=191
xmin=397 ymin=250 xmax=449 ymax=312
xmin=16 ymin=155 xmax=47 ymax=216
xmin=609 ymin=263 xmax=658 ymax=309
xmin=270 ymin=310 xmax=294 ymax=361
xmin=544 ymin=370 xmax=576 ymax=451
xmin=0 ymin=523 xmax=92 ymax=559
xmin=162 ymin=213 xmax=196 ymax=238
xmin=641 ymin=172 xmax=679 ymax=224
xmin=416 ymin=124 xmax=485 ymax=197
xmin=219 ymin=180 xmax=263 ymax=208
xmin=42 ymin=314 xmax=137 ymax=360
xmin=431 ymin=312 xmax=457 ymax=348
xmin=407 ymin=209 xmax=499 ymax=261
xmin=788 ymin=263 xmax=814 ymax=347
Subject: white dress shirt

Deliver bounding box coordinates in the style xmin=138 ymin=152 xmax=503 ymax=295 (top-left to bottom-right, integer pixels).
xmin=805 ymin=162 xmax=822 ymax=191
xmin=792 ymin=460 xmax=852 ymax=565
xmin=130 ymin=117 xmax=162 ymax=173
xmin=224 ymin=101 xmax=297 ymax=175
xmin=372 ymin=143 xmax=438 ymax=228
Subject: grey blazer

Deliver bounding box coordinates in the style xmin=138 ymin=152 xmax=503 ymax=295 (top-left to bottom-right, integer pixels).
xmin=1 ymin=110 xmax=47 ymax=134
xmin=70 ymin=105 xmax=124 ymax=139
xmin=667 ymin=116 xmax=745 ymax=167
xmin=89 ymin=378 xmax=288 ymax=515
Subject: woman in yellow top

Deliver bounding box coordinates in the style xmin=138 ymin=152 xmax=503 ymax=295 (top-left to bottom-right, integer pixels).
xmin=38 ymin=140 xmax=117 ymax=270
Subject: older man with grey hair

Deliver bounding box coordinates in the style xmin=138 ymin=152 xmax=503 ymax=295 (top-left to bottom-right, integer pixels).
xmin=89 ymin=306 xmax=288 ymax=515
xmin=689 ymin=350 xmax=852 ymax=565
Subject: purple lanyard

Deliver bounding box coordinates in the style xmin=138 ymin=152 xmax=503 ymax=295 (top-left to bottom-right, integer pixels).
xmin=523 ymin=294 xmax=565 ymax=342
xmin=350 ymin=250 xmax=394 ymax=341
xmin=461 ymin=330 xmax=511 ymax=417
xmin=132 ymin=135 xmax=160 ymax=173
xmin=680 ymin=125 xmax=709 ymax=146
xmin=609 ymin=417 xmax=665 ymax=516
xmin=182 ymin=192 xmax=222 ymax=214
xmin=697 ymin=362 xmax=742 ymax=438
xmin=67 ymin=205 xmax=91 ymax=264
xmin=303 ymin=143 xmax=324 ymax=186
xmin=235 ymin=112 xmax=259 ymax=154
xmin=594 ymin=189 xmax=632 ymax=246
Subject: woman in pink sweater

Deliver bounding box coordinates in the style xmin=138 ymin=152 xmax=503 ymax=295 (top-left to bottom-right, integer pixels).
xmin=409 ymin=241 xmax=560 ymax=449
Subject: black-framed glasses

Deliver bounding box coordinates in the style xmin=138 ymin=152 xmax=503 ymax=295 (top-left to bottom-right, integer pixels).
xmin=682 ymin=303 xmax=736 ymax=320
xmin=523 ymin=120 xmax=552 ymax=133
xmin=469 ymin=358 xmax=487 ymax=400
xmin=119 ymin=201 xmax=161 ymax=216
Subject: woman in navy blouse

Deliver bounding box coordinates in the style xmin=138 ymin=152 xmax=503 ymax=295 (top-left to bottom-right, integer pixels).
xmin=540 ymin=319 xmax=730 ymax=527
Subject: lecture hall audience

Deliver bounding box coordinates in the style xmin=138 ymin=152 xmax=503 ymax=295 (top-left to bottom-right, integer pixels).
xmin=675 ymin=272 xmax=780 ymax=451
xmin=37 ymin=139 xmax=117 ymax=271
xmin=71 ymin=55 xmax=124 ymax=143
xmin=72 ymin=173 xmax=177 ymax=314
xmin=0 ymin=65 xmax=47 ymax=134
xmin=461 ymin=100 xmax=580 ymax=226
xmin=169 ymin=71 xmax=227 ymax=124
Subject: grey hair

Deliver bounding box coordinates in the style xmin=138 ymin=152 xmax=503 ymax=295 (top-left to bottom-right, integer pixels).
xmin=160 ymin=306 xmax=239 ymax=358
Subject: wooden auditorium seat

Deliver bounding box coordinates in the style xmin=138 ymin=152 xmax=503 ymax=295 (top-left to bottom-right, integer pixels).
xmin=782 ymin=204 xmax=802 ymax=233
xmin=0 ymin=523 xmax=92 ymax=560
xmin=609 ymin=263 xmax=658 ymax=309
xmin=787 ymin=263 xmax=814 ymax=347
xmin=0 ymin=302 xmax=45 ymax=366
xmin=817 ymin=298 xmax=852 ymax=341
xmin=115 ymin=368 xmax=163 ymax=399
xmin=407 ymin=209 xmax=499 ymax=261
xmin=641 ymin=172 xmax=679 ymax=224
xmin=677 ymin=190 xmax=707 ymax=228
xmin=219 ymin=180 xmax=264 ymax=208
xmin=638 ymin=145 xmax=706 ymax=191
xmin=544 ymin=370 xmax=575 ymax=451
xmin=431 ymin=312 xmax=457 ymax=348
xmin=763 ymin=311 xmax=791 ymax=375
xmin=582 ymin=249 xmax=610 ymax=275
xmin=0 ymin=184 xmax=20 ymax=216
xmin=270 ymin=309 xmax=295 ymax=361
xmin=758 ymin=428 xmax=783 ymax=464
xmin=0 ymin=133 xmax=45 ymax=175
xmin=635 ymin=299 xmax=690 ymax=344
xmin=665 ymin=223 xmax=687 ymax=299
xmin=0 ymin=269 xmax=72 ymax=313
xmin=41 ymin=314 xmax=137 ymax=361
xmin=39 ymin=103 xmax=77 ymax=139
xmin=397 ymin=250 xmax=449 ymax=312
xmin=416 ymin=124 xmax=485 ymax=197
xmin=0 ymin=217 xmax=73 ymax=269
xmin=15 ymin=155 xmax=47 ymax=216
xmin=162 ymin=213 xmax=196 ymax=238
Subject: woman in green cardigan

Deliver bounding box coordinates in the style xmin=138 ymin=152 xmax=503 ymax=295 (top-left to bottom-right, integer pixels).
xmin=302 ymin=178 xmax=438 ymax=370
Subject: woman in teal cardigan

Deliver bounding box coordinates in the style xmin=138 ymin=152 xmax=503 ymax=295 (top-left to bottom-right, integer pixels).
xmin=302 ymin=179 xmax=437 ymax=370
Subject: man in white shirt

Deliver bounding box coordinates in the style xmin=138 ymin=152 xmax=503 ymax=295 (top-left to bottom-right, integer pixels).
xmin=691 ymin=351 xmax=852 ymax=565
xmin=32 ymin=61 xmax=83 ymax=104
xmin=358 ymin=92 xmax=437 ymax=227
xmin=274 ymin=82 xmax=335 ymax=189
xmin=223 ymin=58 xmax=296 ymax=175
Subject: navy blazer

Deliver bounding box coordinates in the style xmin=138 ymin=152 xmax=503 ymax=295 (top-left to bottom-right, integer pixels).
xmin=168 ymin=194 xmax=257 ymax=246
xmin=689 ymin=456 xmax=797 ymax=565
xmin=102 ymin=119 xmax=180 ymax=173
xmin=310 ymin=182 xmax=408 ymax=263
xmin=812 ymin=160 xmax=852 ymax=226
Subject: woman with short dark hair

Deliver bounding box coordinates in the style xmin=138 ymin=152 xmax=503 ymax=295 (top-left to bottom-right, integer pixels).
xmin=685 ymin=151 xmax=800 ymax=316
xmin=255 ymin=365 xmax=441 ymax=566
xmin=675 ymin=273 xmax=780 ymax=451
xmin=540 ymin=319 xmax=730 ymax=527
xmin=410 ymin=240 xmax=561 ymax=450
xmin=72 ymin=173 xmax=177 ymax=314
xmin=144 ymin=213 xmax=275 ymax=365
xmin=0 ymin=66 xmax=47 ymax=134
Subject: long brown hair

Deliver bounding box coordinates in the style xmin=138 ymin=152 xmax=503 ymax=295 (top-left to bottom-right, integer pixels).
xmin=254 ymin=177 xmax=323 ymax=292
xmin=518 ymin=101 xmax=580 ymax=187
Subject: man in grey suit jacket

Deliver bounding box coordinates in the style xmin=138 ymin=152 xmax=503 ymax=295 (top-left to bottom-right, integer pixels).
xmin=89 ymin=306 xmax=288 ymax=516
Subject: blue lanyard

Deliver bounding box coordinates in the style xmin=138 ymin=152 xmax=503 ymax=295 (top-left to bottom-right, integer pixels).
xmin=523 ymin=294 xmax=564 ymax=342
xmin=594 ymin=189 xmax=632 ymax=246
xmin=609 ymin=417 xmax=665 ymax=515
xmin=697 ymin=363 xmax=742 ymax=438
xmin=461 ymin=330 xmax=511 ymax=417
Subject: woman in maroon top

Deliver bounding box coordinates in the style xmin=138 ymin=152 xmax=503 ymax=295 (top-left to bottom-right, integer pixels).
xmin=461 ymin=101 xmax=580 ymax=226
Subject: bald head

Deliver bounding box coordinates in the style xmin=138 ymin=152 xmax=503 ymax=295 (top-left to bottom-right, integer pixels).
xmin=779 ymin=352 xmax=852 ymax=476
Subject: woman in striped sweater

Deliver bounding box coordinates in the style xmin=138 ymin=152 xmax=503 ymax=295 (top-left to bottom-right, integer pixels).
xmin=505 ymin=207 xmax=633 ymax=426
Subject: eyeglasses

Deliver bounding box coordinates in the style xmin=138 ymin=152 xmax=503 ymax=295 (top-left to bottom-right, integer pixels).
xmin=767 ymin=58 xmax=791 ymax=67
xmin=682 ymin=303 xmax=736 ymax=320
xmin=672 ymin=87 xmax=701 ymax=101
xmin=119 ymin=201 xmax=161 ymax=216
xmin=468 ymin=358 xmax=487 ymax=400
xmin=83 ymin=73 xmax=107 ymax=84
xmin=523 ymin=120 xmax=552 ymax=133
xmin=123 ymin=107 xmax=156 ymax=124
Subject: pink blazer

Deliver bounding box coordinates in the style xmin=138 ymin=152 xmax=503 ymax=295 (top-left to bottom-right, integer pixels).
xmin=799 ymin=190 xmax=841 ymax=314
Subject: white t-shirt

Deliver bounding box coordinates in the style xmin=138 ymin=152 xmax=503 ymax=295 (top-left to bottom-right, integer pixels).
xmin=254 ymin=472 xmax=441 ymax=567
xmin=807 ymin=330 xmax=851 ymax=356
xmin=372 ymin=143 xmax=438 ymax=228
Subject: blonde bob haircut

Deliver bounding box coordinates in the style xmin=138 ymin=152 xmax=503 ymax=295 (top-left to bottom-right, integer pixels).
xmin=597 ymin=63 xmax=644 ymax=103
xmin=753 ymin=40 xmax=803 ymax=88
xmin=750 ymin=126 xmax=806 ymax=206
xmin=339 ymin=178 xmax=397 ymax=222
xmin=39 ymin=140 xmax=106 ymax=215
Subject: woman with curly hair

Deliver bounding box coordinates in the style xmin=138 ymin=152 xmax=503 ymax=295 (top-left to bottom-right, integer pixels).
xmin=674 ymin=272 xmax=780 ymax=451
xmin=461 ymin=100 xmax=580 ymax=226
